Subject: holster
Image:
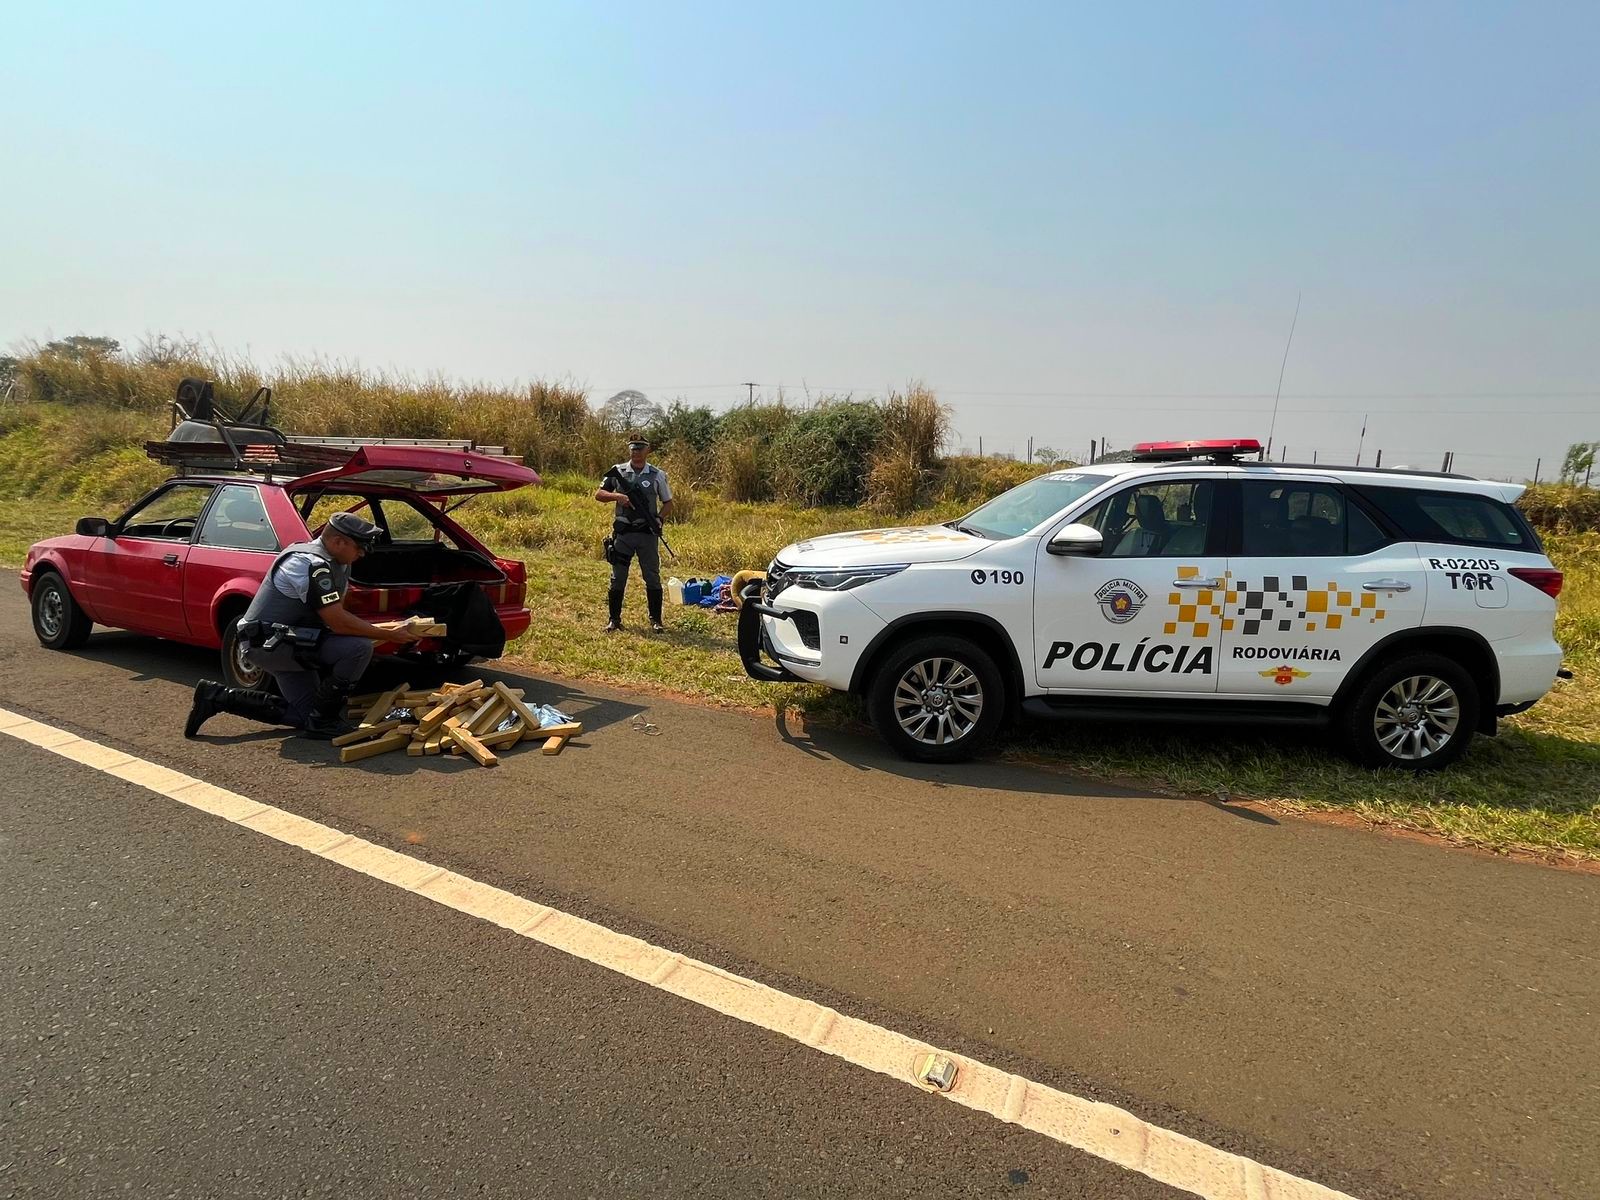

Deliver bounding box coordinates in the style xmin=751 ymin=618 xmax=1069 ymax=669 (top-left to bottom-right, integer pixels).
xmin=253 ymin=622 xmax=326 ymax=669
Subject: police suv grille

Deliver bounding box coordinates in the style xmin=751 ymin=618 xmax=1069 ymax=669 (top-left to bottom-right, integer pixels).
xmin=766 ymin=559 xmax=792 ymax=602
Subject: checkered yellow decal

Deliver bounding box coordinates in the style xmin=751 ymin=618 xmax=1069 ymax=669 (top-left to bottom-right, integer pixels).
xmin=1165 ymin=569 xmax=1389 ymax=639
xmin=1163 ymin=565 xmax=1220 ymax=639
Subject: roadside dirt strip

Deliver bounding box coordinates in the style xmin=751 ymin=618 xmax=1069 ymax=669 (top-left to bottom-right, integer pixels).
xmin=1 ymin=705 xmax=1348 ymax=1200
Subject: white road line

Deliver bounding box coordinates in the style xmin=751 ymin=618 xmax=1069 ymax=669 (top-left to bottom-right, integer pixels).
xmin=0 ymin=707 xmax=1355 ymax=1200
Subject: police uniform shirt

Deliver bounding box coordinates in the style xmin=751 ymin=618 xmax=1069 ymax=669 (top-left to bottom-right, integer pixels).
xmin=605 ymin=462 xmax=672 ymax=523
xmin=272 ymin=542 xmax=345 ymax=609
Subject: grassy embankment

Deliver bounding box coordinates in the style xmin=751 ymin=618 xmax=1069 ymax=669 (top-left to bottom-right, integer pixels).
xmin=1 ymin=361 xmax=1596 ymax=861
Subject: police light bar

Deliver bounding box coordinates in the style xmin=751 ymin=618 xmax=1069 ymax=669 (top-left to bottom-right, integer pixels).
xmin=1131 ymin=438 xmax=1264 ymax=463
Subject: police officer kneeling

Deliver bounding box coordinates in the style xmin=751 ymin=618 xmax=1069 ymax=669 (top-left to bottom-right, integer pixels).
xmin=184 ymin=512 xmax=423 ymax=739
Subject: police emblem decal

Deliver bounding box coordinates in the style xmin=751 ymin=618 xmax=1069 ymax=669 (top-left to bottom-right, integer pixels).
xmin=1095 ymin=579 xmax=1148 ymax=624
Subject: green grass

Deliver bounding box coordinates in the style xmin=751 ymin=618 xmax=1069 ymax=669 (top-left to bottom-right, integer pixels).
xmin=7 ymin=474 xmax=1598 ymax=863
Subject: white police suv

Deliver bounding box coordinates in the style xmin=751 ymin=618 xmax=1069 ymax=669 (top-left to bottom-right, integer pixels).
xmin=737 ymin=439 xmax=1565 ymax=769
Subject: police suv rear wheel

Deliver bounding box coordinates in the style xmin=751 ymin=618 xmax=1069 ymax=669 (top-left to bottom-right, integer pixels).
xmin=869 ymin=635 xmax=1004 ymax=763
xmin=1340 ymin=653 xmax=1478 ymax=771
xmin=31 ymin=572 xmax=92 ymax=650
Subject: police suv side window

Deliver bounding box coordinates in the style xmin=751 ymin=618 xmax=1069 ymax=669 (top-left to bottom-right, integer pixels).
xmin=197 ymin=485 xmax=279 ymax=552
xmin=1083 ymin=480 xmax=1217 ymax=558
xmin=1239 ymin=481 xmax=1376 ymax=557
xmin=1352 ymin=486 xmax=1530 ymax=550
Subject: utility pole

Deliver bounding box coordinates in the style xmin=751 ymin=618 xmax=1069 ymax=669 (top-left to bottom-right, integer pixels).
xmin=1089 ymin=438 xmax=1097 ymax=463
xmin=1027 ymin=436 xmax=1033 ymax=463
xmin=1374 ymin=449 xmax=1383 ymax=469
xmin=978 ymin=436 xmax=984 ymax=457
xmin=1533 ymin=457 xmax=1541 ymax=484
xmin=742 ymin=382 xmax=758 ymax=404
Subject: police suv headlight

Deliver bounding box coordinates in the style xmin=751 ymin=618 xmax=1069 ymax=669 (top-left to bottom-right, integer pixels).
xmin=787 ymin=564 xmax=908 ymax=591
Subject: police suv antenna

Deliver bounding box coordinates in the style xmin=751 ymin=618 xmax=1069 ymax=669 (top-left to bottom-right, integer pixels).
xmin=1264 ymin=292 xmax=1301 ymax=460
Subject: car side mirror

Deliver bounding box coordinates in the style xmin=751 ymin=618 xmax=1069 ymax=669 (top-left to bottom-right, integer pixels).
xmin=76 ymin=517 xmax=111 ymax=538
xmin=1047 ymin=523 xmax=1103 ymax=556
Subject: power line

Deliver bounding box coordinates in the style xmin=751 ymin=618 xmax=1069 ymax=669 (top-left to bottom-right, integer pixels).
xmin=595 ymin=383 xmax=1597 ymax=404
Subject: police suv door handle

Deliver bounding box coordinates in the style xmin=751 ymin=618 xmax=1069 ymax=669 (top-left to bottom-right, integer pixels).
xmin=1173 ymin=577 xmax=1224 ymax=589
xmin=1362 ymin=579 xmax=1411 ymax=592
xmin=162 ymin=553 xmax=180 ymax=567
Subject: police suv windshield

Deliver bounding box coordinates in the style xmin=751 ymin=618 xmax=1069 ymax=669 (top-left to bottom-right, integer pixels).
xmin=957 ymin=472 xmax=1111 ymax=540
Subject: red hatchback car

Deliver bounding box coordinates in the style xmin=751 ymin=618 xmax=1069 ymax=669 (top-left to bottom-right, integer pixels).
xmin=23 ymin=438 xmax=540 ymax=689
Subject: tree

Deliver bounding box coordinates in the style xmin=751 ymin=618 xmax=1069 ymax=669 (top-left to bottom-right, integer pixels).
xmin=1034 ymin=444 xmax=1062 ymax=465
xmin=0 ymin=355 xmax=18 ymax=392
xmin=42 ymin=335 xmax=121 ymax=361
xmin=650 ymin=399 xmax=719 ymax=451
xmin=1561 ymin=441 xmax=1598 ymax=483
xmin=598 ymin=389 xmax=663 ymax=433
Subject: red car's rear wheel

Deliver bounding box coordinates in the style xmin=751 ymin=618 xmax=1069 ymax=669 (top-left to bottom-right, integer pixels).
xmin=220 ymin=620 xmax=273 ymax=691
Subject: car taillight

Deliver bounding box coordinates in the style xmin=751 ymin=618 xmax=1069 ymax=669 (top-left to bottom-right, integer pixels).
xmin=1508 ymin=567 xmax=1563 ymax=598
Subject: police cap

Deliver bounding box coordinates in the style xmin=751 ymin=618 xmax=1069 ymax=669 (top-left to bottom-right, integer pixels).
xmin=328 ymin=511 xmax=382 ymax=550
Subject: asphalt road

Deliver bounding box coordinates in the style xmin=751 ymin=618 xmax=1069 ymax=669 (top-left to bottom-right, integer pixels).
xmin=2 ymin=574 xmax=1597 ymax=1197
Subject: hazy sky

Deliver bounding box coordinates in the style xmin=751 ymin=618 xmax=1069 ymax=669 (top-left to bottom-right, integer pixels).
xmin=4 ymin=2 xmax=1595 ymax=479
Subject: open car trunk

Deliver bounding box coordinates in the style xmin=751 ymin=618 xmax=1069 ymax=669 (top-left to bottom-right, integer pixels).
xmin=287 ymin=483 xmax=532 ymax=662
xmin=349 ymin=542 xmax=506 ymax=589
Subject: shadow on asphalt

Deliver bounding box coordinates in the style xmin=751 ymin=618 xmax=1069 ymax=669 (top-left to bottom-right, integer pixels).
xmin=63 ymin=629 xmax=1278 ymax=819
xmin=772 ymin=709 xmax=1282 ymax=824
xmin=59 ymin=632 xmax=647 ymax=770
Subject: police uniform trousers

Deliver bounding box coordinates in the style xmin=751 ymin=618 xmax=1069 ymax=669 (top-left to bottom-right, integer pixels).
xmin=245 ymin=635 xmax=374 ymax=728
xmin=609 ymin=529 xmax=662 ymax=594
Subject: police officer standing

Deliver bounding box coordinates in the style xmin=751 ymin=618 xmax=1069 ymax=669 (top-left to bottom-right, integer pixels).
xmin=595 ymin=433 xmax=673 ymax=633
xmin=184 ymin=511 xmax=422 ymax=739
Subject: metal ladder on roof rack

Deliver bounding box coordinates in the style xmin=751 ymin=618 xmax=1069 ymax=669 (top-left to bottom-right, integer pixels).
xmin=285 ymin=435 xmax=513 ymax=458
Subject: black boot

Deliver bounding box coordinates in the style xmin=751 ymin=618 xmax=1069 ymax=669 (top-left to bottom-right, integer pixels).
xmin=604 ymin=587 xmax=624 ymax=633
xmin=646 ymin=587 xmax=665 ymax=633
xmin=185 ymin=680 xmax=224 ymax=738
xmin=302 ymin=677 xmax=356 ymax=740
xmin=187 ymin=681 xmax=288 ymax=738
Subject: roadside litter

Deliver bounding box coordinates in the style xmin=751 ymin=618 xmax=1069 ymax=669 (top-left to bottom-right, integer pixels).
xmin=335 ymin=680 xmax=582 ymax=767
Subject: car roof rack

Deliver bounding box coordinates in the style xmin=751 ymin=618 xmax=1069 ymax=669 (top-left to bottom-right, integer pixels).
xmin=149 ymin=379 xmax=521 ymax=477
xmin=1235 ymin=460 xmax=1475 ymax=481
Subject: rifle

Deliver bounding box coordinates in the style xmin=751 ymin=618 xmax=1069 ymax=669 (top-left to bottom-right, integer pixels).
xmin=603 ymin=466 xmax=676 ymax=559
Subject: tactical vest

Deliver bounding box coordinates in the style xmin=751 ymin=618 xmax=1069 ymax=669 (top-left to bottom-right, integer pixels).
xmin=609 ymin=462 xmax=664 ymax=530
xmin=241 ymin=539 xmax=350 ymax=630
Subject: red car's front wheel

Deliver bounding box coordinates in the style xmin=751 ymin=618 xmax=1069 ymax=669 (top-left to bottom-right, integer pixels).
xmin=31 ymin=572 xmax=93 ymax=650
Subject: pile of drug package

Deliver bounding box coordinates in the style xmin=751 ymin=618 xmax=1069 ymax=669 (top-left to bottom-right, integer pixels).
xmin=336 ymin=680 xmax=582 ymax=767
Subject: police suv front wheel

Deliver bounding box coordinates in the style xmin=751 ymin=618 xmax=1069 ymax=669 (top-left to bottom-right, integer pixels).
xmin=868 ymin=635 xmax=1004 ymax=763
xmin=1339 ymin=653 xmax=1478 ymax=771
